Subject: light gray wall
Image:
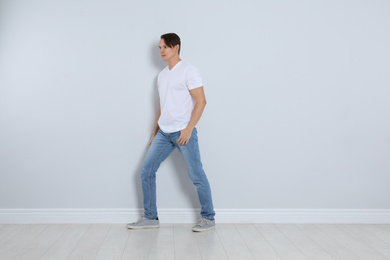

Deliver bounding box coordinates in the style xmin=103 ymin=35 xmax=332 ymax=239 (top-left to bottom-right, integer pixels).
xmin=1 ymin=0 xmax=389 ymax=210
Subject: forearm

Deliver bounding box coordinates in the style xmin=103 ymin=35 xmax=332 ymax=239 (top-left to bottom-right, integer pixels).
xmin=186 ymin=100 xmax=206 ymax=131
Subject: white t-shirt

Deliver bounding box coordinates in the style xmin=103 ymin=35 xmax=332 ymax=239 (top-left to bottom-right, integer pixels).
xmin=157 ymin=60 xmax=203 ymax=133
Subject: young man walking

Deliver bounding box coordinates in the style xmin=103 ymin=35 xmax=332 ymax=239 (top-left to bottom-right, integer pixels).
xmin=127 ymin=33 xmax=215 ymax=232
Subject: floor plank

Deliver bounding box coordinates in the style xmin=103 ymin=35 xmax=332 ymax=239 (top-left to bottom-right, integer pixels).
xmin=316 ymin=224 xmax=388 ymax=260
xmin=296 ymin=224 xmax=362 ymax=260
xmin=148 ymin=224 xmax=175 ymax=260
xmin=121 ymin=227 xmax=151 ymax=260
xmin=94 ymin=224 xmax=129 ymax=260
xmin=0 ymin=224 xmax=29 ymax=245
xmin=235 ymin=224 xmax=282 ymax=260
xmin=377 ymin=224 xmax=390 ymax=234
xmin=337 ymin=224 xmax=390 ymax=258
xmin=12 ymin=224 xmax=70 ymax=260
xmin=40 ymin=224 xmax=90 ymax=260
xmin=276 ymin=224 xmax=334 ymax=260
xmin=0 ymin=224 xmax=47 ymax=260
xmin=357 ymin=224 xmax=390 ymax=245
xmin=216 ymin=224 xmax=255 ymax=260
xmin=173 ymin=224 xmax=202 ymax=260
xmin=68 ymin=224 xmax=111 ymax=260
xmin=196 ymin=225 xmax=228 ymax=260
xmin=255 ymin=224 xmax=307 ymax=260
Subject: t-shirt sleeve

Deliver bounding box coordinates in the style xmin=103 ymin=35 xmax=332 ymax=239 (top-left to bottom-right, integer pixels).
xmin=186 ymin=66 xmax=203 ymax=90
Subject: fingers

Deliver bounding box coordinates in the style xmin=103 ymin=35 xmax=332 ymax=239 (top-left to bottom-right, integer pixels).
xmin=176 ymin=130 xmax=192 ymax=145
xmin=176 ymin=136 xmax=189 ymax=146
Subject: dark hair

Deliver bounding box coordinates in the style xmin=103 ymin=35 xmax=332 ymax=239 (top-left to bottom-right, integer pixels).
xmin=161 ymin=33 xmax=181 ymax=54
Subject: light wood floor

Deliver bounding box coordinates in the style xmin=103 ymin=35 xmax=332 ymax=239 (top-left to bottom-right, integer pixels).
xmin=0 ymin=223 xmax=390 ymax=259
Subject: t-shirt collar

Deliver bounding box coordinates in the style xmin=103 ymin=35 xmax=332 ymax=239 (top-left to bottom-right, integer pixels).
xmin=168 ymin=60 xmax=183 ymax=72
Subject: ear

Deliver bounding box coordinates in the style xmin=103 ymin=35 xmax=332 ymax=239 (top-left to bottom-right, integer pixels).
xmin=174 ymin=44 xmax=180 ymax=54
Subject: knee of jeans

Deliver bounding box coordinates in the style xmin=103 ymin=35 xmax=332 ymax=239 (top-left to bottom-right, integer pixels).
xmin=141 ymin=163 xmax=153 ymax=180
xmin=194 ymin=179 xmax=209 ymax=187
xmin=191 ymin=173 xmax=209 ymax=187
xmin=188 ymin=173 xmax=204 ymax=186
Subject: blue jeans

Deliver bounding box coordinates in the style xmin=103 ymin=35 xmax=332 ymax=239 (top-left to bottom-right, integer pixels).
xmin=141 ymin=127 xmax=215 ymax=220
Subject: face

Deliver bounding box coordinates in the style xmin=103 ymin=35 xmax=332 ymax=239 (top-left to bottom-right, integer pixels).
xmin=159 ymin=39 xmax=179 ymax=61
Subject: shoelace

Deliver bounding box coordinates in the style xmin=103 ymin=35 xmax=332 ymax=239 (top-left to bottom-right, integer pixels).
xmin=134 ymin=216 xmax=146 ymax=224
xmin=197 ymin=218 xmax=209 ymax=226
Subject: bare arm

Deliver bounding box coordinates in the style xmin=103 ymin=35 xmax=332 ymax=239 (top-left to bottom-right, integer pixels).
xmin=149 ymin=106 xmax=161 ymax=146
xmin=176 ymin=87 xmax=207 ymax=145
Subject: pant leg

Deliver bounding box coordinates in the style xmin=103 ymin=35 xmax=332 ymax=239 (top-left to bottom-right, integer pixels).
xmin=174 ymin=128 xmax=216 ymax=220
xmin=141 ymin=130 xmax=175 ymax=219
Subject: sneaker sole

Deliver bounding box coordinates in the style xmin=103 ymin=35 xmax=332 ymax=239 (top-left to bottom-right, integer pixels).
xmin=126 ymin=224 xmax=160 ymax=229
xmin=192 ymin=225 xmax=215 ymax=232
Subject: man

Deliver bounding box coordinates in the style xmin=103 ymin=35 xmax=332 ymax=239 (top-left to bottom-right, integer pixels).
xmin=127 ymin=33 xmax=216 ymax=232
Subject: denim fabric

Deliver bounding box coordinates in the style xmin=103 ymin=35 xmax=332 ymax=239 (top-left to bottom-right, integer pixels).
xmin=141 ymin=127 xmax=215 ymax=220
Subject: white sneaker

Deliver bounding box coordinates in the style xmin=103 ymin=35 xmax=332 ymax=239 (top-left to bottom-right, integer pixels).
xmin=192 ymin=218 xmax=215 ymax=232
xmin=127 ymin=216 xmax=159 ymax=229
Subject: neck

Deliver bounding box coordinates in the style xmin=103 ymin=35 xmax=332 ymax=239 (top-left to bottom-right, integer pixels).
xmin=168 ymin=56 xmax=181 ymax=70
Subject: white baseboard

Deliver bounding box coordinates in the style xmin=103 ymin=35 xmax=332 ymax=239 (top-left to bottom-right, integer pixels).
xmin=0 ymin=208 xmax=389 ymax=224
